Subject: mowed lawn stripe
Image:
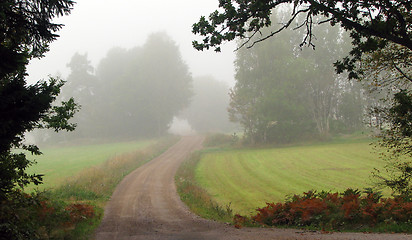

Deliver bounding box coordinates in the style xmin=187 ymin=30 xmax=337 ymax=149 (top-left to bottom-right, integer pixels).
xmin=195 ymin=141 xmax=385 ymax=215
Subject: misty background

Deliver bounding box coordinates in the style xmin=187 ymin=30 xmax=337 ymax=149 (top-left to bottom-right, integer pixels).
xmin=27 ymin=1 xmax=383 ymax=145
xmin=27 ymin=0 xmax=239 ymax=143
xmin=27 ymin=0 xmax=236 ymax=86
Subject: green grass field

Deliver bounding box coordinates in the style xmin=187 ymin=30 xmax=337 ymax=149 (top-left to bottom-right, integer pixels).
xmin=26 ymin=140 xmax=155 ymax=190
xmin=195 ymin=140 xmax=387 ymax=215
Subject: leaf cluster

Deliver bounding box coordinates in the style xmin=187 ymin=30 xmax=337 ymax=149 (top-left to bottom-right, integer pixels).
xmin=0 ymin=0 xmax=74 ymax=78
xmin=373 ymin=90 xmax=412 ymax=197
xmin=192 ymin=0 xmax=412 ymax=79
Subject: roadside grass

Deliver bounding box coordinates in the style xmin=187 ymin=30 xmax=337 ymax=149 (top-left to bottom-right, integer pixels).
xmin=195 ymin=140 xmax=387 ymax=216
xmin=175 ymin=152 xmax=233 ymax=222
xmin=24 ymin=136 xmax=179 ymax=239
xmin=26 ymin=140 xmax=155 ymax=190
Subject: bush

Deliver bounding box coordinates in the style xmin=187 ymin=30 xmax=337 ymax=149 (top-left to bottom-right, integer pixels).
xmin=0 ymin=190 xmax=96 ymax=240
xmin=238 ymin=189 xmax=412 ymax=232
xmin=203 ymin=133 xmax=238 ymax=148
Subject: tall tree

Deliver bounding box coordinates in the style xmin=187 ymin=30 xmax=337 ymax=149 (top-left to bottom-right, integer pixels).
xmin=229 ymin=11 xmax=362 ymax=143
xmin=58 ymin=32 xmax=193 ymax=140
xmin=94 ymin=47 xmax=132 ymax=138
xmin=229 ymin=24 xmax=313 ymax=143
xmin=136 ymin=33 xmax=193 ymax=136
xmin=53 ymin=53 xmax=98 ymax=141
xmin=0 ymin=1 xmax=77 ymax=197
xmin=297 ymin=23 xmax=351 ymax=137
xmin=64 ymin=53 xmax=97 ymax=103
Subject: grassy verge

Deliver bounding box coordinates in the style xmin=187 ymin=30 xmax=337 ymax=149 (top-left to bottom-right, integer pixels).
xmin=175 ymin=151 xmax=233 ymax=222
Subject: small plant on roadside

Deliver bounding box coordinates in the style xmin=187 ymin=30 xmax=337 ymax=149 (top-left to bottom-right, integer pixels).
xmin=65 ymin=203 xmax=95 ymax=227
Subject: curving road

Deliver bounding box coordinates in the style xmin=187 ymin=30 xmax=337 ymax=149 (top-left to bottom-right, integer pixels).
xmin=94 ymin=136 xmax=410 ymax=240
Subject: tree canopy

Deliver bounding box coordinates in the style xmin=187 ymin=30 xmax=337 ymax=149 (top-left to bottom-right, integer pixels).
xmin=192 ymin=0 xmax=411 ymax=79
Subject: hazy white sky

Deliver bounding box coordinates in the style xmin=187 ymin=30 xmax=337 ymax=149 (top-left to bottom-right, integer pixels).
xmin=27 ymin=0 xmax=236 ymax=86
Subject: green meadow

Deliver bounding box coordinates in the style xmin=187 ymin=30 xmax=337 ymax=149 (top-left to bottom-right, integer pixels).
xmin=195 ymin=139 xmax=387 ymax=215
xmin=26 ymin=140 xmax=155 ymax=190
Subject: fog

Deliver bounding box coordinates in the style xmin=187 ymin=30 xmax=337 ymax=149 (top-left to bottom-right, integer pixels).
xmin=26 ymin=1 xmax=378 ymax=145
xmin=31 ymin=29 xmax=238 ymax=144
xmin=27 ymin=0 xmax=236 ymax=87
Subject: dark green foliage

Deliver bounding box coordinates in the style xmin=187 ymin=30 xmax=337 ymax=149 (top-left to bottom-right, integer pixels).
xmin=0 ymin=0 xmax=78 ymax=198
xmin=192 ymin=0 xmax=411 ymax=80
xmin=0 ymin=0 xmax=74 ymax=79
xmin=0 ymin=2 xmax=80 ymax=238
xmin=0 ymin=79 xmax=78 ymax=197
xmin=374 ymin=90 xmax=412 ymax=198
xmin=390 ymin=90 xmax=412 ymax=139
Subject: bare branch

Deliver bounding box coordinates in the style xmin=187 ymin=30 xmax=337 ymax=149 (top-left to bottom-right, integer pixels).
xmin=391 ymin=60 xmax=412 ymax=83
xmin=242 ymin=7 xmax=311 ymax=50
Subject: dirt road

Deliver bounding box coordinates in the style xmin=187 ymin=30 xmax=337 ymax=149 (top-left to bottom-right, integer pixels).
xmin=94 ymin=136 xmax=410 ymax=240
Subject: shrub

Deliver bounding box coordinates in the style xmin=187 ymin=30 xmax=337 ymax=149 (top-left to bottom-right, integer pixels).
xmin=0 ymin=190 xmax=100 ymax=240
xmin=243 ymin=189 xmax=412 ymax=232
xmin=203 ymin=133 xmax=237 ymax=148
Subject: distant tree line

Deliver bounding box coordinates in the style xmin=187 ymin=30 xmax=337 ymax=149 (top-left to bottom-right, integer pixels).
xmin=36 ymin=32 xmax=235 ymax=143
xmin=37 ymin=33 xmax=192 ymax=142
